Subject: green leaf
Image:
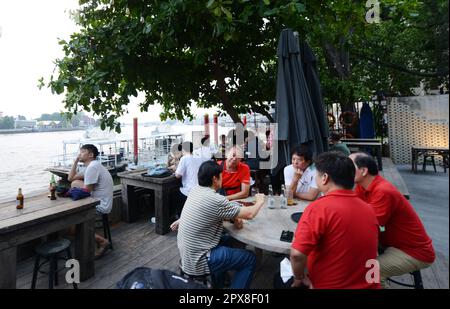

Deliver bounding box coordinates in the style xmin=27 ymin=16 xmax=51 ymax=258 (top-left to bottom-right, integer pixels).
xmin=206 ymin=0 xmax=216 ymax=9
xmin=263 ymin=8 xmax=279 ymax=16
xmin=224 ymin=32 xmax=233 ymax=41
xmin=221 ymin=6 xmax=233 ymax=22
xmin=295 ymin=3 xmax=305 ymax=13
xmin=263 ymin=0 xmax=270 ymax=5
xmin=143 ymin=24 xmax=152 ymax=34
xmin=213 ymin=7 xmax=221 ymax=16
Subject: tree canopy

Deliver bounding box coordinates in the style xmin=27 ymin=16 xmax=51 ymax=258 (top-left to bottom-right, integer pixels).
xmin=42 ymin=0 xmax=448 ymax=132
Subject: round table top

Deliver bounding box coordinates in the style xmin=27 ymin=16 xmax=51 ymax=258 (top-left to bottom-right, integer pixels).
xmin=223 ymin=196 xmax=309 ymax=255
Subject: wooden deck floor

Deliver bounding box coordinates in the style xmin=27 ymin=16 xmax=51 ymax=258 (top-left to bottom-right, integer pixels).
xmin=16 ymin=218 xmax=449 ymax=289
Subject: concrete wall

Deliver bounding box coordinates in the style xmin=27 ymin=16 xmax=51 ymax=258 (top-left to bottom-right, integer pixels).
xmin=387 ymin=95 xmax=449 ymax=164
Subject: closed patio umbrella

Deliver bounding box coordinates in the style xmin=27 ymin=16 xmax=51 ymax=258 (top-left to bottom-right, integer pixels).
xmin=300 ymin=40 xmax=329 ymax=152
xmin=272 ymin=29 xmax=327 ymax=176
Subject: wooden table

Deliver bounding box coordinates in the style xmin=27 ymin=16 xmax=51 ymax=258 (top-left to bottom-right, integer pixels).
xmin=117 ymin=170 xmax=180 ymax=235
xmin=340 ymin=139 xmax=383 ymax=170
xmin=0 ymin=193 xmax=99 ymax=288
xmin=223 ymin=196 xmax=309 ymax=255
xmin=411 ymin=146 xmax=449 ymax=173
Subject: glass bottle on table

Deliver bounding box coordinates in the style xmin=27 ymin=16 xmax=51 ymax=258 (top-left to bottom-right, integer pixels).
xmin=16 ymin=188 xmax=24 ymax=209
xmin=280 ymin=184 xmax=287 ymax=209
xmin=49 ymin=174 xmax=57 ymax=200
xmin=267 ymin=184 xmax=275 ymax=209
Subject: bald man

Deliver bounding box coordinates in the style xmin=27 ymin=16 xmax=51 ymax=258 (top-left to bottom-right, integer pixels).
xmin=349 ymin=152 xmax=435 ymax=286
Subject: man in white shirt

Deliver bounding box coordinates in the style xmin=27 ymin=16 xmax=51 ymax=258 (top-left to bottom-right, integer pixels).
xmin=174 ymin=141 xmax=209 ymax=217
xmin=284 ymin=145 xmax=320 ymax=201
xmin=68 ymin=144 xmax=114 ymax=258
xmin=193 ymin=136 xmax=214 ymax=160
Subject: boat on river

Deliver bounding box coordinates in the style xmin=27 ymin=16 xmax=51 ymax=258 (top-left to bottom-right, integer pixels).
xmin=46 ymin=132 xmax=184 ymax=180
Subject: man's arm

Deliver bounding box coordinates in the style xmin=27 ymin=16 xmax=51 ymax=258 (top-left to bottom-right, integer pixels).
xmin=68 ymin=156 xmax=83 ymax=182
xmin=235 ymin=193 xmax=265 ymax=220
xmin=290 ymin=248 xmax=309 ymax=287
xmin=226 ymin=183 xmax=250 ymax=201
xmin=83 ymin=184 xmax=95 ymax=193
xmin=295 ymin=188 xmax=320 ymax=201
xmin=289 ymin=168 xmax=302 ymax=197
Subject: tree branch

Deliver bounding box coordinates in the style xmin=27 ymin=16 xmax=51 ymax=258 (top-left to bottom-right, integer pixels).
xmin=213 ymin=61 xmax=242 ymax=124
xmin=250 ymin=103 xmax=274 ymax=123
xmin=353 ymin=51 xmax=449 ymax=78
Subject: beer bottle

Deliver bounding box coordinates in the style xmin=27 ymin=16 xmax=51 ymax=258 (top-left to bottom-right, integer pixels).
xmin=16 ymin=188 xmax=24 ymax=209
xmin=50 ymin=174 xmax=57 ymax=200
xmin=280 ymin=184 xmax=287 ymax=209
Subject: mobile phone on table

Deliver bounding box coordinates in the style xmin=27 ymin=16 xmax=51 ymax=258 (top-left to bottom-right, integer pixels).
xmin=280 ymin=230 xmax=294 ymax=242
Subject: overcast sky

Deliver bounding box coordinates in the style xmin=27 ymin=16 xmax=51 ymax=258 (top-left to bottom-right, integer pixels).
xmin=0 ymin=0 xmax=215 ymax=123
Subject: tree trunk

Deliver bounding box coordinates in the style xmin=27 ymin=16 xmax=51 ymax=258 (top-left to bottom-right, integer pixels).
xmin=213 ymin=62 xmax=242 ymax=124
xmin=322 ymin=40 xmax=351 ymax=80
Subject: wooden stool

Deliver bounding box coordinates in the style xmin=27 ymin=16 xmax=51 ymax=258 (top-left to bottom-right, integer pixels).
xmin=31 ymin=238 xmax=77 ymax=289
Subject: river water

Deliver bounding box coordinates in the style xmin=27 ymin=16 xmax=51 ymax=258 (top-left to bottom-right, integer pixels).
xmin=0 ymin=124 xmax=232 ymax=202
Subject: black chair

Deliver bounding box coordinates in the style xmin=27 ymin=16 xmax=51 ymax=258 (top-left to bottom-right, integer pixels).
xmin=96 ymin=213 xmax=113 ymax=249
xmin=442 ymin=154 xmax=448 ymax=173
xmin=387 ymin=270 xmax=424 ymax=289
xmin=31 ymin=238 xmax=77 ymax=289
xmin=422 ymin=153 xmax=437 ymax=173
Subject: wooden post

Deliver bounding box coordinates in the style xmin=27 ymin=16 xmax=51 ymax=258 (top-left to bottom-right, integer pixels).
xmin=121 ymin=183 xmax=139 ymax=223
xmin=155 ymin=189 xmax=170 ymax=235
xmin=75 ymin=214 xmax=95 ymax=281
xmin=0 ymin=246 xmax=17 ymax=288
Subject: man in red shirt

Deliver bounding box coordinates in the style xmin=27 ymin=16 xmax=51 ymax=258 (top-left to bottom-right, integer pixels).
xmin=218 ymin=146 xmax=251 ymax=201
xmin=291 ymin=152 xmax=380 ymax=289
xmin=349 ymin=152 xmax=435 ymax=286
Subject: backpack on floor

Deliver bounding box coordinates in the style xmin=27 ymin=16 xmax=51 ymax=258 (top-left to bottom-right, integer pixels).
xmin=116 ymin=267 xmax=207 ymax=289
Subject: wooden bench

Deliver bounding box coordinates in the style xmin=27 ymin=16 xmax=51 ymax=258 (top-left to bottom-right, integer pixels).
xmin=380 ymin=158 xmax=410 ymax=199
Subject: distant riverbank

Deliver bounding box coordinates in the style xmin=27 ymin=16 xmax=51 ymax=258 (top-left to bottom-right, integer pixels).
xmin=0 ymin=127 xmax=85 ymax=134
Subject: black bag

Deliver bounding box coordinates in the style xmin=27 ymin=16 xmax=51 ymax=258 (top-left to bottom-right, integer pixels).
xmin=116 ymin=267 xmax=207 ymax=289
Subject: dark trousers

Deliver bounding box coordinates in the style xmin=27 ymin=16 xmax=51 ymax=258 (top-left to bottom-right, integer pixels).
xmin=174 ymin=189 xmax=188 ymax=217
xmin=207 ymin=236 xmax=256 ymax=289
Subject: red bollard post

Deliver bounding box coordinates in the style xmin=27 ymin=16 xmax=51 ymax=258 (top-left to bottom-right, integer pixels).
xmin=204 ymin=114 xmax=210 ymax=138
xmin=213 ymin=114 xmax=218 ymax=146
xmin=133 ymin=118 xmax=138 ymax=164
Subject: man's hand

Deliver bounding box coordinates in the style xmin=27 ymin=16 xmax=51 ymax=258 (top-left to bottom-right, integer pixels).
xmin=291 ymin=275 xmax=313 ymax=289
xmin=292 ymin=168 xmax=303 ymax=182
xmin=233 ymin=218 xmax=244 ymax=229
xmin=254 ymin=193 xmax=265 ymax=205
xmin=170 ymin=219 xmax=180 ymax=231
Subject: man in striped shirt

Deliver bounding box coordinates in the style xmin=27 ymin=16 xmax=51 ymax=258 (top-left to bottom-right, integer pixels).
xmin=175 ymin=160 xmax=265 ymax=289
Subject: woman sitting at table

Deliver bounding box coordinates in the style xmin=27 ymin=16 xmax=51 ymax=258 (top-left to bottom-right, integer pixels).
xmin=218 ymin=145 xmax=251 ymax=201
xmin=284 ymin=145 xmax=320 ymax=201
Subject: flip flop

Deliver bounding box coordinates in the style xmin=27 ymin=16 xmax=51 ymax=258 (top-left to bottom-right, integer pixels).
xmin=95 ymin=242 xmax=111 ymax=259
